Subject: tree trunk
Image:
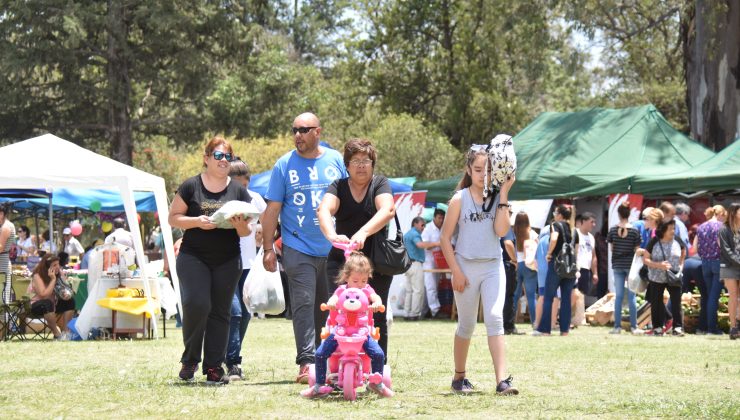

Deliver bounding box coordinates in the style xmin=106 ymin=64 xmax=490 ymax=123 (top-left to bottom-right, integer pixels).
xmin=107 ymin=0 xmax=133 ymax=165
xmin=685 ymin=0 xmax=740 ymax=151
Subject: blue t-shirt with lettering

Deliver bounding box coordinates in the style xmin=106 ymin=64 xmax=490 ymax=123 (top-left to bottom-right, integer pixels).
xmin=265 ymin=147 xmax=347 ymax=257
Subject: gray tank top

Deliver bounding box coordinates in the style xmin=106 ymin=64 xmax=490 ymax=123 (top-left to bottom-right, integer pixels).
xmin=454 ymin=188 xmax=502 ymax=260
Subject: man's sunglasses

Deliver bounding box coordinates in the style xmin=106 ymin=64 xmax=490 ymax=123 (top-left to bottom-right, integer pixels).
xmin=211 ymin=151 xmax=234 ymax=162
xmin=292 ymin=126 xmax=317 ymax=135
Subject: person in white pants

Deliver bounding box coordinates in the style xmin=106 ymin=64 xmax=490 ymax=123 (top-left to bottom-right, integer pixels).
xmin=422 ymin=209 xmax=446 ymax=318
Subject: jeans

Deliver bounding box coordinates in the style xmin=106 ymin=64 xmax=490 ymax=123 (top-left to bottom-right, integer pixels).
xmin=702 ymin=259 xmax=724 ymax=333
xmin=613 ymin=268 xmax=637 ymax=329
xmin=177 ymin=253 xmax=241 ymax=371
xmin=225 ymin=269 xmax=252 ymax=366
xmin=514 ymin=262 xmax=538 ymax=326
xmin=314 ymin=333 xmax=385 ymax=385
xmin=282 ymin=245 xmax=329 ymax=366
xmin=537 ymin=260 xmax=575 ymax=334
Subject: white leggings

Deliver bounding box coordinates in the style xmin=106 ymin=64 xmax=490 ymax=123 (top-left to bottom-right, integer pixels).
xmin=453 ymin=256 xmax=505 ymax=338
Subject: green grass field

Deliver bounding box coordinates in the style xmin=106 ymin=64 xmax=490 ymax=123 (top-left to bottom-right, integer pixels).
xmin=1 ymin=318 xmax=738 ymax=419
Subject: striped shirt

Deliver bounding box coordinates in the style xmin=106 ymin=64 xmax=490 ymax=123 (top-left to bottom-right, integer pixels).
xmin=606 ymin=226 xmax=641 ymax=269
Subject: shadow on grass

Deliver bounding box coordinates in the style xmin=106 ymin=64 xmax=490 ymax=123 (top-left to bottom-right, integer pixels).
xmin=246 ymin=380 xmax=295 ymax=386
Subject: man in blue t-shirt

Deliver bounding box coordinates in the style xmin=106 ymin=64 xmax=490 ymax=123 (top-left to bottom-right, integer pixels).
xmin=262 ymin=112 xmax=347 ymax=383
xmin=403 ymin=217 xmax=434 ymax=320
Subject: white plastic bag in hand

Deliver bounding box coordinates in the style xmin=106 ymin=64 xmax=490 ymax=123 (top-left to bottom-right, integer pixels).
xmin=210 ymin=200 xmax=261 ymax=229
xmin=243 ymin=247 xmax=285 ymax=315
xmin=627 ymin=253 xmax=647 ymax=293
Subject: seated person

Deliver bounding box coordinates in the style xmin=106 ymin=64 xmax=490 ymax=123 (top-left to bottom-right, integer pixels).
xmin=300 ymin=252 xmax=392 ymax=398
xmin=55 ymin=252 xmax=76 ymax=332
xmin=29 ymin=254 xmax=63 ymax=339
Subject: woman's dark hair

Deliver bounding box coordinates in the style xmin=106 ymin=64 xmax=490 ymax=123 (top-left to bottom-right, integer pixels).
xmin=58 ymin=251 xmax=70 ymax=266
xmin=32 ymin=253 xmax=59 ymax=285
xmin=229 ymin=158 xmax=251 ymax=179
xmin=655 ymin=218 xmax=676 ymax=239
xmin=42 ymin=230 xmax=51 ymax=241
xmin=617 ymin=201 xmax=631 ymax=219
xmin=343 ymin=138 xmax=377 ymax=168
xmin=726 ymin=202 xmax=740 ymax=233
xmin=18 ymin=225 xmax=31 ymax=236
xmin=514 ymin=212 xmax=530 ymax=253
xmin=555 ymin=204 xmax=572 ymax=220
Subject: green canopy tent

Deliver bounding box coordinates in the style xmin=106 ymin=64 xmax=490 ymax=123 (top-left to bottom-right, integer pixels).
xmin=414 ymin=105 xmax=715 ymax=203
xmin=632 ymin=138 xmax=740 ymax=195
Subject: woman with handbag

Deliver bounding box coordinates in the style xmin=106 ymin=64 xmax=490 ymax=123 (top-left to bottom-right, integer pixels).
xmin=317 ymin=138 xmax=396 ymax=356
xmin=29 ymin=253 xmax=63 ymax=339
xmin=642 ymin=219 xmax=686 ymax=336
xmin=719 ymin=203 xmax=740 ymax=339
xmin=607 ymin=202 xmax=642 ymax=334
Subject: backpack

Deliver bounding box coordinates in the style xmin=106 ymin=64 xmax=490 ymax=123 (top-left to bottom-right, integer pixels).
xmin=554 ymin=222 xmax=578 ymax=279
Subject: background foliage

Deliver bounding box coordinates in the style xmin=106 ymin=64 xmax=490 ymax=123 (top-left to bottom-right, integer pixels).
xmin=1 ymin=0 xmax=733 ymax=187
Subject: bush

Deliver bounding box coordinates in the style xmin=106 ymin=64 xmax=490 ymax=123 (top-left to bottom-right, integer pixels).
xmin=367 ymin=114 xmax=462 ymax=179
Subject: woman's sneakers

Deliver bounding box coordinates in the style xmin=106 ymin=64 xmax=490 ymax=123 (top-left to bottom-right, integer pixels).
xmin=451 ymin=377 xmax=475 ymax=394
xmin=179 ymin=363 xmax=198 ymax=381
xmin=300 ymin=384 xmax=333 ymax=399
xmin=496 ymin=375 xmax=519 ymax=396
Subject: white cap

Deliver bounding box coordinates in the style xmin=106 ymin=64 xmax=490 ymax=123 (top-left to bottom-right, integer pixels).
xmin=62 ymin=227 xmax=72 ymax=235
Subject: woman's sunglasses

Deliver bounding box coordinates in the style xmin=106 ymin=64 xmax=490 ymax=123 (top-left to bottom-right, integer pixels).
xmin=211 ymin=151 xmax=234 ymax=162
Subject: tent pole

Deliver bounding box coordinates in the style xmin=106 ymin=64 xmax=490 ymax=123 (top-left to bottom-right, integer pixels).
xmin=48 ymin=195 xmax=53 ymax=248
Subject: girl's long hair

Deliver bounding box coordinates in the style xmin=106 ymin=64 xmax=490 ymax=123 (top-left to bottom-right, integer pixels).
xmin=455 ymin=148 xmax=490 ymax=191
xmin=514 ymin=212 xmax=530 ymax=252
xmin=726 ymin=203 xmax=740 ymax=233
xmin=32 ymin=253 xmax=59 ymax=286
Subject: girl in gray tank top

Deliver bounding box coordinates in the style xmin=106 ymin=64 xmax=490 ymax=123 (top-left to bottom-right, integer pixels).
xmin=438 ymin=146 xmax=519 ymax=396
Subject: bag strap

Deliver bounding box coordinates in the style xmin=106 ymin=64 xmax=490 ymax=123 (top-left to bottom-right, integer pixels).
xmin=393 ymin=212 xmax=403 ymax=239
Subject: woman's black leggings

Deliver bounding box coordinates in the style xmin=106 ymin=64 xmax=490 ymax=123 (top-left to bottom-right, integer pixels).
xmin=177 ymin=252 xmax=241 ymax=372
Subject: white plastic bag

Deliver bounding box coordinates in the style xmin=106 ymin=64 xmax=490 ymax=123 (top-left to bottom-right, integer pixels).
xmin=627 ymin=253 xmax=647 ymax=293
xmin=210 ymin=200 xmax=261 ymax=229
xmin=243 ymin=247 xmax=285 ymax=315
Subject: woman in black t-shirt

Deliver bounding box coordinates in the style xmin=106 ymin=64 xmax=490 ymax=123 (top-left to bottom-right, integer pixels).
xmin=169 ymin=137 xmax=251 ymax=384
xmin=317 ymin=138 xmax=395 ymax=356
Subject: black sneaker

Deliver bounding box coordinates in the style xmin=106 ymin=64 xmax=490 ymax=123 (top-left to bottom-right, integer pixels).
xmin=227 ymin=364 xmax=243 ymax=381
xmin=451 ymin=378 xmax=474 ymax=394
xmin=730 ymin=327 xmax=739 ymax=340
xmin=179 ymin=363 xmax=198 ymax=381
xmin=205 ymin=366 xmax=230 ymax=385
xmin=496 ymin=375 xmax=519 ymax=395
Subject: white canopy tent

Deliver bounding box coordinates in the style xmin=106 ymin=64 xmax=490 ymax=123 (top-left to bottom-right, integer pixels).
xmin=0 ymin=134 xmax=180 ymax=337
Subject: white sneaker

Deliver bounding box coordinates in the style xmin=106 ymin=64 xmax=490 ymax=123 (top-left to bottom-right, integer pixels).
xmin=609 ymin=328 xmax=621 ymax=335
xmin=630 ymin=327 xmax=644 ymax=335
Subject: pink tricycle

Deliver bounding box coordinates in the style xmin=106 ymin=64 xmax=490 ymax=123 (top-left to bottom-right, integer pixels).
xmin=309 ymin=291 xmax=392 ymax=400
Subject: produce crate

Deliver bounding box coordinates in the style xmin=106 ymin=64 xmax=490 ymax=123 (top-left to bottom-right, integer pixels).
xmin=585 ymin=293 xmax=615 ymax=326
xmin=620 ymin=302 xmax=651 ymax=330
xmin=433 ymin=250 xmax=449 ymax=269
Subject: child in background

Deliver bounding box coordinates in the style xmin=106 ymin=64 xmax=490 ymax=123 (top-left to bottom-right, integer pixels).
xmin=300 ymin=252 xmax=392 ymax=398
xmin=439 ymin=146 xmax=519 ymax=395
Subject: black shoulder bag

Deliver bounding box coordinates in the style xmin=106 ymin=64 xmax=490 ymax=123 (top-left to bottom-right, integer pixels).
xmin=371 ymin=213 xmax=412 ymax=276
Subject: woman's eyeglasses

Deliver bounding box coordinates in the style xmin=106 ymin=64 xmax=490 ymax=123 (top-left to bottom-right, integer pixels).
xmin=349 ymin=159 xmax=372 ymax=167
xmin=292 ymin=126 xmax=317 ymax=135
xmin=211 ymin=151 xmax=234 ymax=162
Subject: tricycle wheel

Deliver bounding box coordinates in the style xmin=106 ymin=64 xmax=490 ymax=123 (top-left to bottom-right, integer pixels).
xmin=343 ymin=364 xmax=356 ymax=401
xmin=382 ymin=364 xmax=392 ymax=389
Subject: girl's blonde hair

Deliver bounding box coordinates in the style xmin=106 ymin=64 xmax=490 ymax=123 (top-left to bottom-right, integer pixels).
xmin=335 ymin=251 xmax=374 ymax=285
xmin=704 ymin=204 xmax=727 ymax=220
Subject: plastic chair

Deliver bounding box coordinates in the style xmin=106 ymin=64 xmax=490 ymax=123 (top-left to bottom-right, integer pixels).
xmin=18 ymin=298 xmax=53 ymax=340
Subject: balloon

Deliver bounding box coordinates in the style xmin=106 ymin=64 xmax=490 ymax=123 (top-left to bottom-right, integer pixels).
xmin=70 ymin=222 xmax=83 ymax=236
xmin=89 ymin=200 xmax=102 ymax=212
xmin=102 ymin=221 xmax=113 ymax=233
xmin=137 ymin=213 xmax=141 ymax=224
